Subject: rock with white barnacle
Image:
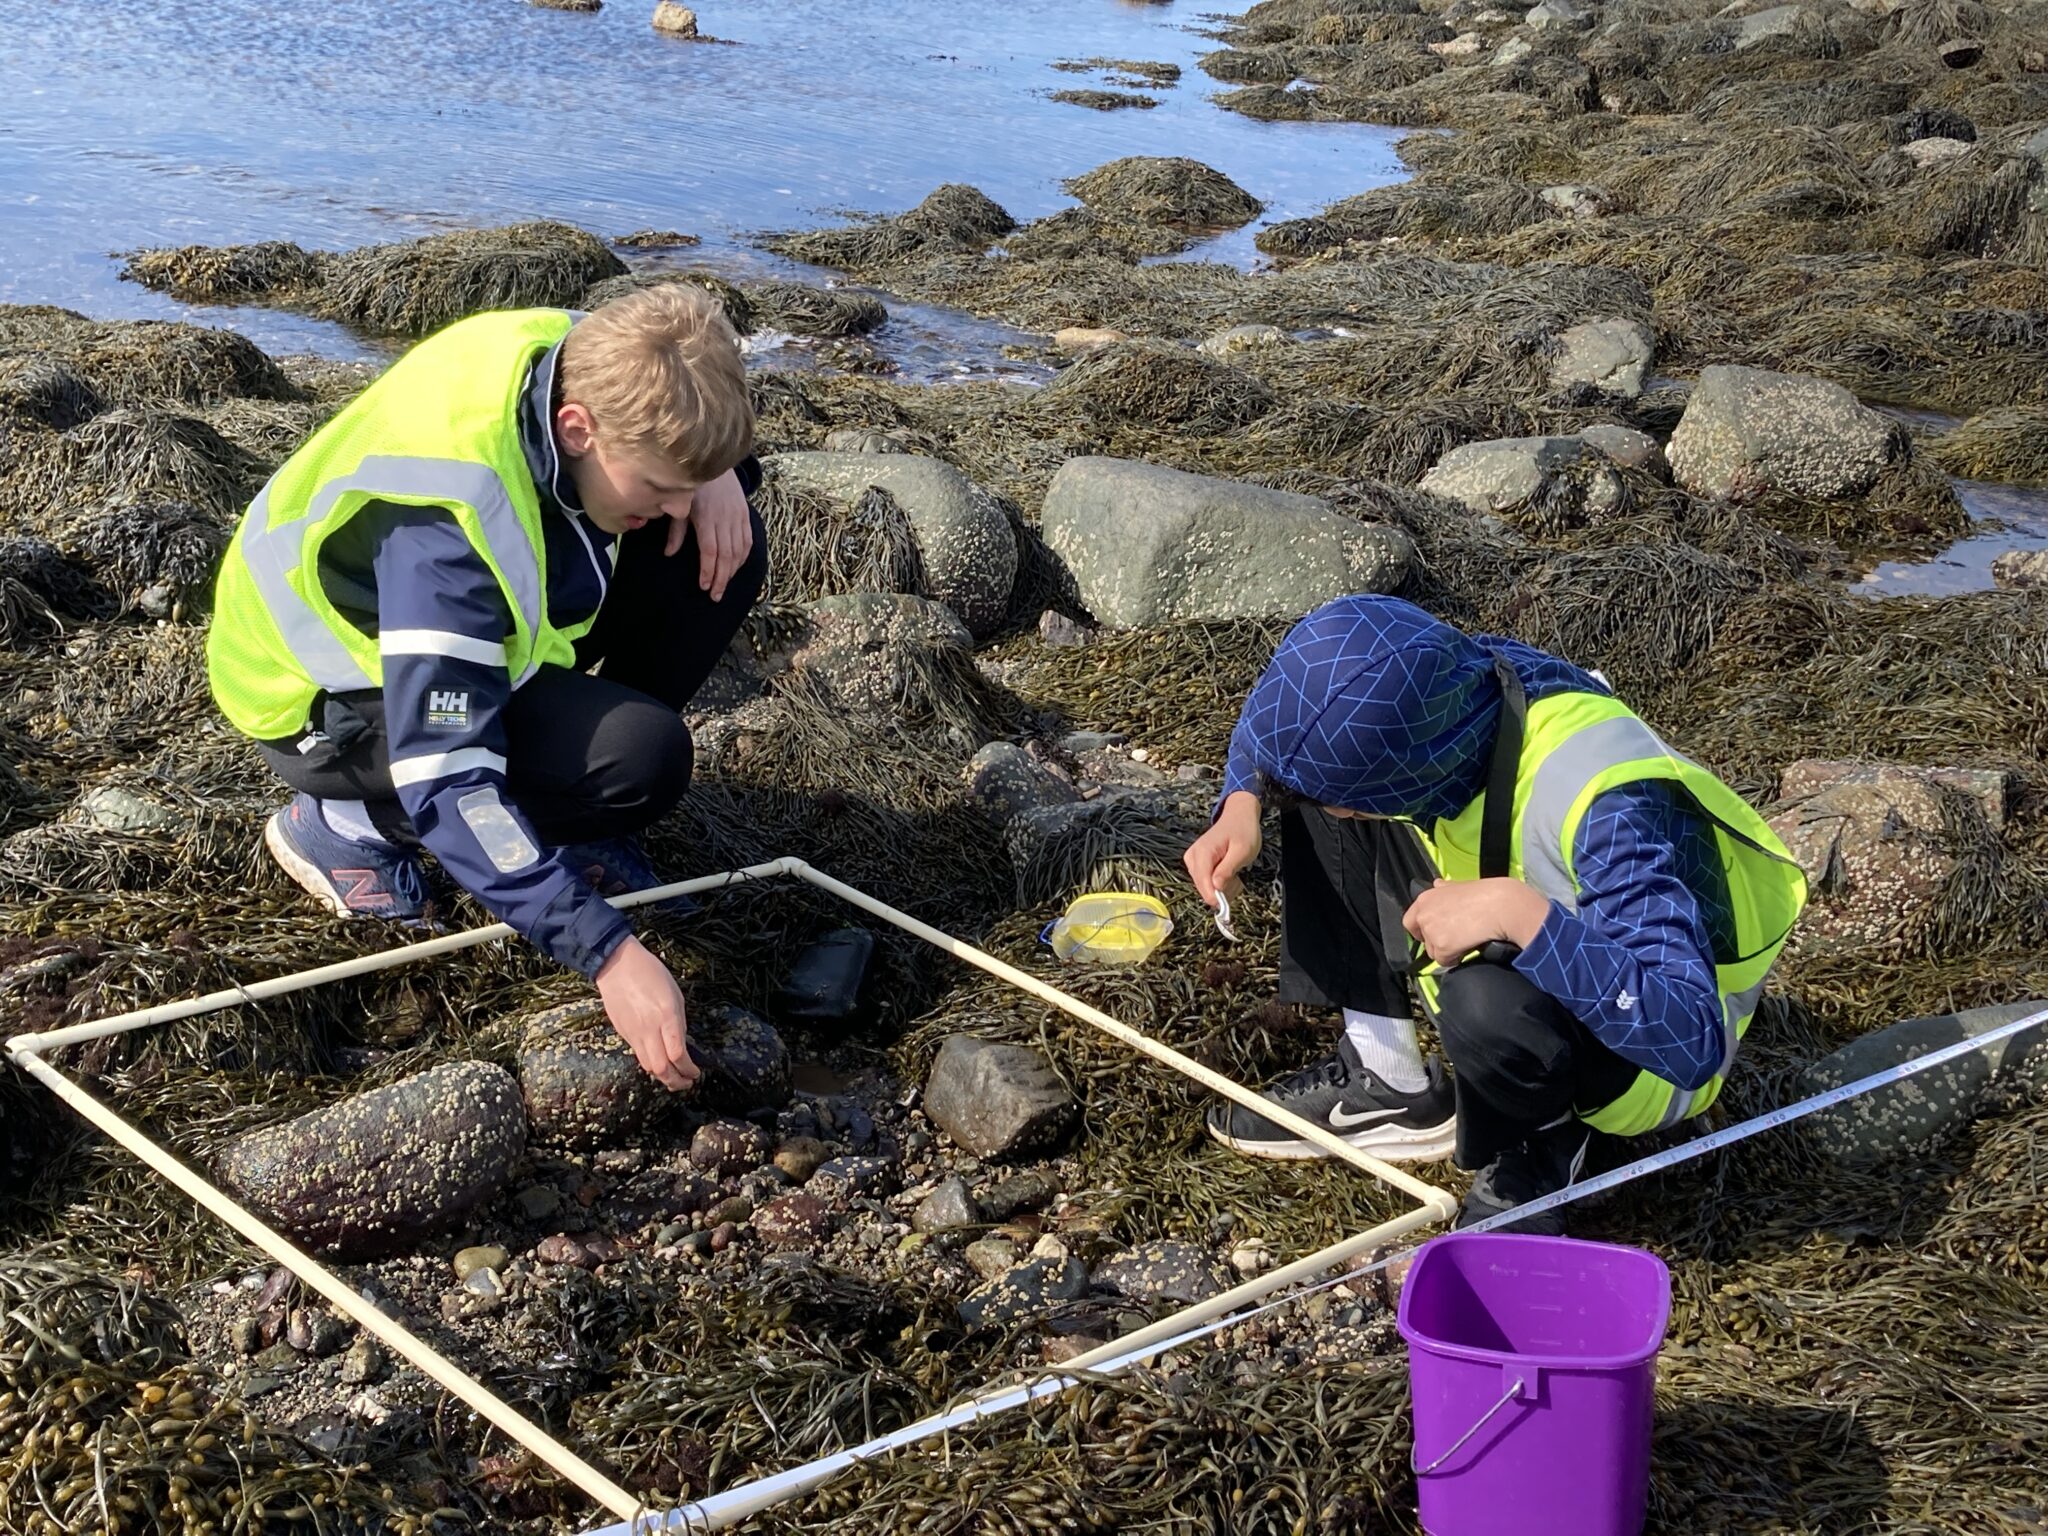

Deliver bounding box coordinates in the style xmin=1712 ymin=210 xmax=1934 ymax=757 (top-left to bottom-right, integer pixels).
xmin=1799 ymin=1000 xmax=2048 ymax=1163
xmin=215 ymin=1061 xmax=527 ymax=1261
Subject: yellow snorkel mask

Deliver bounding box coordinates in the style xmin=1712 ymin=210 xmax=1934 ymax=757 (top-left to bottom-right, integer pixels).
xmin=1041 ymin=891 xmax=1175 ymax=964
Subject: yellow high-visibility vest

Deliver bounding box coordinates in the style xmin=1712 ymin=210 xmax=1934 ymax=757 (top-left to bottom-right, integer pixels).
xmin=1414 ymin=691 xmax=1808 ymax=1135
xmin=208 ymin=308 xmax=595 ymax=740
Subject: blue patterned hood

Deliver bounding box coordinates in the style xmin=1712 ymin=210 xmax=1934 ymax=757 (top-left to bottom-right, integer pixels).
xmin=1220 ymin=597 xmax=1610 ymax=823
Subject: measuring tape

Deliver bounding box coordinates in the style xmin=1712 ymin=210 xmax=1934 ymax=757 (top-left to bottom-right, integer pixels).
xmin=1057 ymin=1000 xmax=2048 ymax=1384
xmin=1452 ymin=1000 xmax=2048 ymax=1238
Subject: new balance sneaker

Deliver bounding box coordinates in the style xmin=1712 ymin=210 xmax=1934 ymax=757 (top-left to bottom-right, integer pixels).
xmin=557 ymin=836 xmax=697 ymax=914
xmin=1454 ymin=1119 xmax=1592 ymax=1236
xmin=263 ymin=794 xmax=427 ymax=921
xmin=1205 ymin=1035 xmax=1457 ymax=1162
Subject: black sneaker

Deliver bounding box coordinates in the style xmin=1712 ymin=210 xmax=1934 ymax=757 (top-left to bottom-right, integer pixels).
xmin=1455 ymin=1120 xmax=1592 ymax=1236
xmin=1205 ymin=1036 xmax=1457 ymax=1163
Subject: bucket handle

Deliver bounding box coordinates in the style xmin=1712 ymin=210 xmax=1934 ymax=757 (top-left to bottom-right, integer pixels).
xmin=1412 ymin=1376 xmax=1525 ymax=1476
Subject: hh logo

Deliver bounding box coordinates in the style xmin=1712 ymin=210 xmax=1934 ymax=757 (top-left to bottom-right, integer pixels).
xmin=425 ymin=689 xmax=471 ymax=729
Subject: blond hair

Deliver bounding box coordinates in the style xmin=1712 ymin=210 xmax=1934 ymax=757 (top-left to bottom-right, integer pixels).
xmin=558 ymin=283 xmax=754 ymax=483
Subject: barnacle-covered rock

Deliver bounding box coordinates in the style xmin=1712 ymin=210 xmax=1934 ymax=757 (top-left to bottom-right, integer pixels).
xmin=215 ymin=1062 xmax=526 ymax=1260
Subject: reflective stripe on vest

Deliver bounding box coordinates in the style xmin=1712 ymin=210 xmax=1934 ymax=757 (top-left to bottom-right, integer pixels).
xmin=239 ymin=455 xmax=546 ymax=696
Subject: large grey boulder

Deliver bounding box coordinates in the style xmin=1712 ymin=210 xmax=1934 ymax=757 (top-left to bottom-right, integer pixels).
xmin=1040 ymin=457 xmax=1411 ymax=628
xmin=1767 ymin=760 xmax=2006 ymax=957
xmin=1539 ymin=184 xmax=1614 ymax=220
xmin=80 ymin=784 xmax=186 ymax=837
xmin=1197 ymin=323 xmax=1288 ymax=360
xmin=923 ymin=1034 xmax=1078 ymax=1159
xmin=772 ymin=592 xmax=975 ymax=712
xmin=1667 ymin=366 xmax=1899 ymax=501
xmin=1799 ymin=1000 xmax=2048 ymax=1163
xmin=1734 ymin=4 xmax=1807 ymax=48
xmin=1419 ymin=436 xmax=1623 ymax=519
xmin=1002 ymin=786 xmax=1198 ymax=904
xmin=699 ymin=591 xmax=980 ymax=717
xmin=216 ymin=1062 xmax=527 ymax=1260
xmin=651 ymin=1 xmax=699 ymax=36
xmin=1550 ymin=318 xmax=1654 ymax=398
xmin=1578 ymin=423 xmax=1662 ymax=470
xmin=1898 ymin=136 xmax=1973 ymax=170
xmin=1777 ymin=758 xmax=2006 ymax=827
xmin=1527 ymin=0 xmax=1593 ymax=28
xmin=767 ymin=452 xmax=1017 ymax=639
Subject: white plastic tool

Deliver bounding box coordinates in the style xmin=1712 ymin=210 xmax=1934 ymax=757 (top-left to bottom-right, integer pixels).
xmin=1214 ymin=888 xmax=1238 ymax=942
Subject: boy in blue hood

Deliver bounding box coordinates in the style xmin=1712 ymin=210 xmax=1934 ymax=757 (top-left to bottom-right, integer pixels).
xmin=1184 ymin=596 xmax=1803 ymax=1232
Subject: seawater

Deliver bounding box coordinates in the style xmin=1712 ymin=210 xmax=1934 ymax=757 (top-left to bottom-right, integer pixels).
xmin=0 ymin=0 xmax=1402 ymax=371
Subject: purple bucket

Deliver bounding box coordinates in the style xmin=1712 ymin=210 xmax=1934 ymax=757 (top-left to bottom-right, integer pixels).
xmin=1397 ymin=1233 xmax=1671 ymax=1536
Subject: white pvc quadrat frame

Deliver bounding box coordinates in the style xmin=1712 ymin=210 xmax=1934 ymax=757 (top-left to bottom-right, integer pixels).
xmin=8 ymin=857 xmax=1458 ymax=1534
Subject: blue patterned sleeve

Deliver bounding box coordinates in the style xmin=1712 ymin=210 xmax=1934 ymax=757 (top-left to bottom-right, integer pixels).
xmin=1218 ymin=709 xmax=1265 ymax=810
xmin=1510 ymin=781 xmax=1728 ymax=1091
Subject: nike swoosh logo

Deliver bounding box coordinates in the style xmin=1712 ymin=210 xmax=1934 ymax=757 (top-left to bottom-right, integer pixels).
xmin=1328 ymin=1104 xmax=1407 ymax=1129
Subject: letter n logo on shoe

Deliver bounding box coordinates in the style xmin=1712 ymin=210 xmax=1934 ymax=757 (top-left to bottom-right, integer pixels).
xmin=335 ymin=869 xmax=396 ymax=915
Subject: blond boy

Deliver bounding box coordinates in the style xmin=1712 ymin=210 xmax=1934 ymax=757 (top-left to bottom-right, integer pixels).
xmin=207 ymin=286 xmax=764 ymax=1089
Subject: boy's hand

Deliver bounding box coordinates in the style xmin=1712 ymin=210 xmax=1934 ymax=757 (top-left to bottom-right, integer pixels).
xmin=1184 ymin=790 xmax=1263 ymax=906
xmin=594 ymin=936 xmax=701 ymax=1091
xmin=1402 ymin=878 xmax=1551 ymax=967
xmin=670 ymin=467 xmax=753 ymax=602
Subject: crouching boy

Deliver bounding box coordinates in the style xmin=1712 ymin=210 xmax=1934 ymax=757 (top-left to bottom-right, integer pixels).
xmin=1184 ymin=596 xmax=1806 ymax=1231
xmin=206 ymin=286 xmax=766 ymax=1090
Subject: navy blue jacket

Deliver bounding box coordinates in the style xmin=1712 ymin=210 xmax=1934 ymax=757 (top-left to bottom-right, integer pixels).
xmin=319 ymin=339 xmax=755 ymax=978
xmin=1222 ymin=597 xmax=1732 ymax=1092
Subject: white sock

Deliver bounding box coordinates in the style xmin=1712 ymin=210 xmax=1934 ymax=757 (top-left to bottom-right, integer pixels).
xmin=1342 ymin=1009 xmax=1429 ymax=1092
xmin=318 ymin=798 xmax=394 ymax=848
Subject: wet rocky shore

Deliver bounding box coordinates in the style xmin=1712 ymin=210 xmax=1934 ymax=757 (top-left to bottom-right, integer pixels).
xmin=4 ymin=0 xmax=2048 ymax=1529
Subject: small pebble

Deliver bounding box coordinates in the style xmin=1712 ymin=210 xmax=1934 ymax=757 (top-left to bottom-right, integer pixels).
xmin=710 ymin=1221 xmax=740 ymax=1252
xmin=453 ymin=1245 xmax=508 ymax=1281
xmin=1043 ymin=1334 xmax=1107 ymax=1365
xmin=755 ymin=1192 xmax=833 ymax=1248
xmin=773 ymin=1135 xmax=828 ymax=1182
xmin=535 ymin=1233 xmax=589 ymax=1267
xmin=912 ymin=1175 xmax=981 ymax=1234
xmin=965 ymin=1236 xmax=1020 ymax=1282
xmin=339 ymin=1335 xmax=386 ymax=1386
xmin=707 ymin=1195 xmax=755 ymax=1226
xmin=517 ymin=1186 xmax=561 ymax=1220
xmin=692 ymin=1119 xmax=771 ymax=1177
xmin=463 ymin=1267 xmax=505 ymax=1298
xmin=287 ymin=1307 xmax=351 ymax=1357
